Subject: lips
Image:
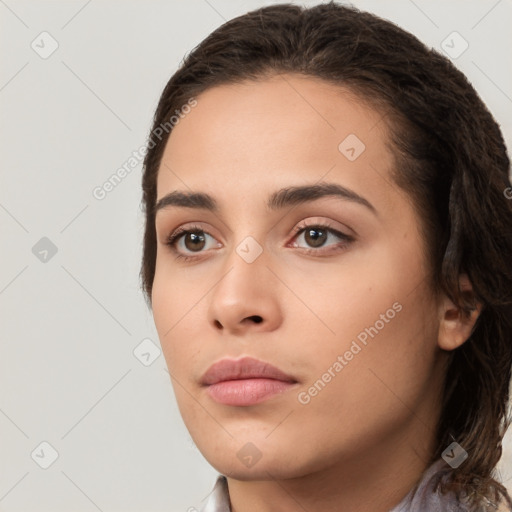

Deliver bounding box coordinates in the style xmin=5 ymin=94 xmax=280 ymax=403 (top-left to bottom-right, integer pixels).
xmin=201 ymin=356 xmax=297 ymax=386
xmin=200 ymin=356 xmax=298 ymax=406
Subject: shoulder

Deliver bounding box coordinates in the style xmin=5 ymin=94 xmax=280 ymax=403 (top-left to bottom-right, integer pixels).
xmin=391 ymin=459 xmax=512 ymax=512
xmin=482 ymin=494 xmax=512 ymax=512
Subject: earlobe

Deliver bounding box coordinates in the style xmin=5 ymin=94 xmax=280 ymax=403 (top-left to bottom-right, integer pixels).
xmin=437 ymin=274 xmax=482 ymax=351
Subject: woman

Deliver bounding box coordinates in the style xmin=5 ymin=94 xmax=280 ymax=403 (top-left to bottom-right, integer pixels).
xmin=139 ymin=2 xmax=512 ymax=510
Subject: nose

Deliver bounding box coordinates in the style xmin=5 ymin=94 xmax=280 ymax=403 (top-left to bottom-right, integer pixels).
xmin=207 ymin=249 xmax=283 ymax=336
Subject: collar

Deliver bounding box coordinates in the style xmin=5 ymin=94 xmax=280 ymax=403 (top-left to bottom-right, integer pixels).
xmin=199 ymin=474 xmax=231 ymax=512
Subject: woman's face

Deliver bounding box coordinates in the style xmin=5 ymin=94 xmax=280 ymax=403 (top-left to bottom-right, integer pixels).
xmin=152 ymin=73 xmax=447 ymax=479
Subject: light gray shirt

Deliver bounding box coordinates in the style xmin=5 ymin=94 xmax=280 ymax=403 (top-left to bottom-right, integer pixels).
xmin=198 ymin=458 xmax=511 ymax=512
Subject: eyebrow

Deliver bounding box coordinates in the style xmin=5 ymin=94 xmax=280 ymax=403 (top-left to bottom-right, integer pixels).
xmin=154 ymin=182 xmax=377 ymax=216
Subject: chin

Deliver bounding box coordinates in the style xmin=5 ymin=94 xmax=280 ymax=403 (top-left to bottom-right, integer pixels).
xmin=208 ymin=457 xmax=303 ymax=481
xmin=196 ymin=439 xmax=315 ymax=481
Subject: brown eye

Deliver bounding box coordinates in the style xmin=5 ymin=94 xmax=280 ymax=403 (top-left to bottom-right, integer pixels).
xmin=304 ymin=227 xmax=328 ymax=248
xmin=291 ymin=222 xmax=354 ymax=255
xmin=165 ymin=225 xmax=220 ymax=261
xmin=182 ymin=231 xmax=206 ymax=252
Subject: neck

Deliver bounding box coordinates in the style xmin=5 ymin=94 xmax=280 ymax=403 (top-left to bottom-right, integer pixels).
xmin=226 ymin=397 xmax=442 ymax=512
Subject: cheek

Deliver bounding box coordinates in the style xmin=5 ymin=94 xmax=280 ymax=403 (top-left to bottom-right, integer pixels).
xmin=293 ymin=239 xmax=437 ymax=403
xmin=283 ymin=251 xmax=407 ymax=353
xmin=291 ymin=293 xmax=438 ymax=458
xmin=151 ymin=266 xmax=198 ymax=368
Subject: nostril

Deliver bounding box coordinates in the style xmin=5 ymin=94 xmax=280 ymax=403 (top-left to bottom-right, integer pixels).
xmin=248 ymin=315 xmax=263 ymax=323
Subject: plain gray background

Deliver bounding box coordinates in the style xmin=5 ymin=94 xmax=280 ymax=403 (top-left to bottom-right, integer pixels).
xmin=1 ymin=0 xmax=512 ymax=510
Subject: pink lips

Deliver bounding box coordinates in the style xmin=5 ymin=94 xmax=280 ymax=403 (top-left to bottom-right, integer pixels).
xmin=201 ymin=356 xmax=298 ymax=406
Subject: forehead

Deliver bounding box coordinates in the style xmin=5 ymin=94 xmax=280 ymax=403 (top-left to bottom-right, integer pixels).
xmin=156 ymin=74 xmax=396 ymax=208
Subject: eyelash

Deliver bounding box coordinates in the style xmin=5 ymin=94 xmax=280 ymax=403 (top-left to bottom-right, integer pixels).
xmin=164 ymin=221 xmax=354 ymax=262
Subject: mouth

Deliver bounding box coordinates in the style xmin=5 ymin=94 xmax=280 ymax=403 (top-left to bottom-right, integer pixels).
xmin=201 ymin=356 xmax=299 ymax=406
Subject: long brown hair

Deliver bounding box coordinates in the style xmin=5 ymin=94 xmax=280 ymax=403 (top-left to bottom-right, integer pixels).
xmin=139 ymin=2 xmax=512 ymax=507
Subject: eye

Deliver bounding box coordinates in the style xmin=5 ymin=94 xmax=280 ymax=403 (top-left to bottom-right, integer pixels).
xmin=164 ymin=220 xmax=354 ymax=262
xmin=289 ymin=221 xmax=353 ymax=255
xmin=165 ymin=224 xmax=220 ymax=262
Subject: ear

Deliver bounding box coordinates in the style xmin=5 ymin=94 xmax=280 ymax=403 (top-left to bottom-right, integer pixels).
xmin=437 ymin=274 xmax=482 ymax=351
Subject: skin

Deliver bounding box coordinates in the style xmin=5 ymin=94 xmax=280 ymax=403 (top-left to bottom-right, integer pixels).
xmin=151 ymin=73 xmax=481 ymax=512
